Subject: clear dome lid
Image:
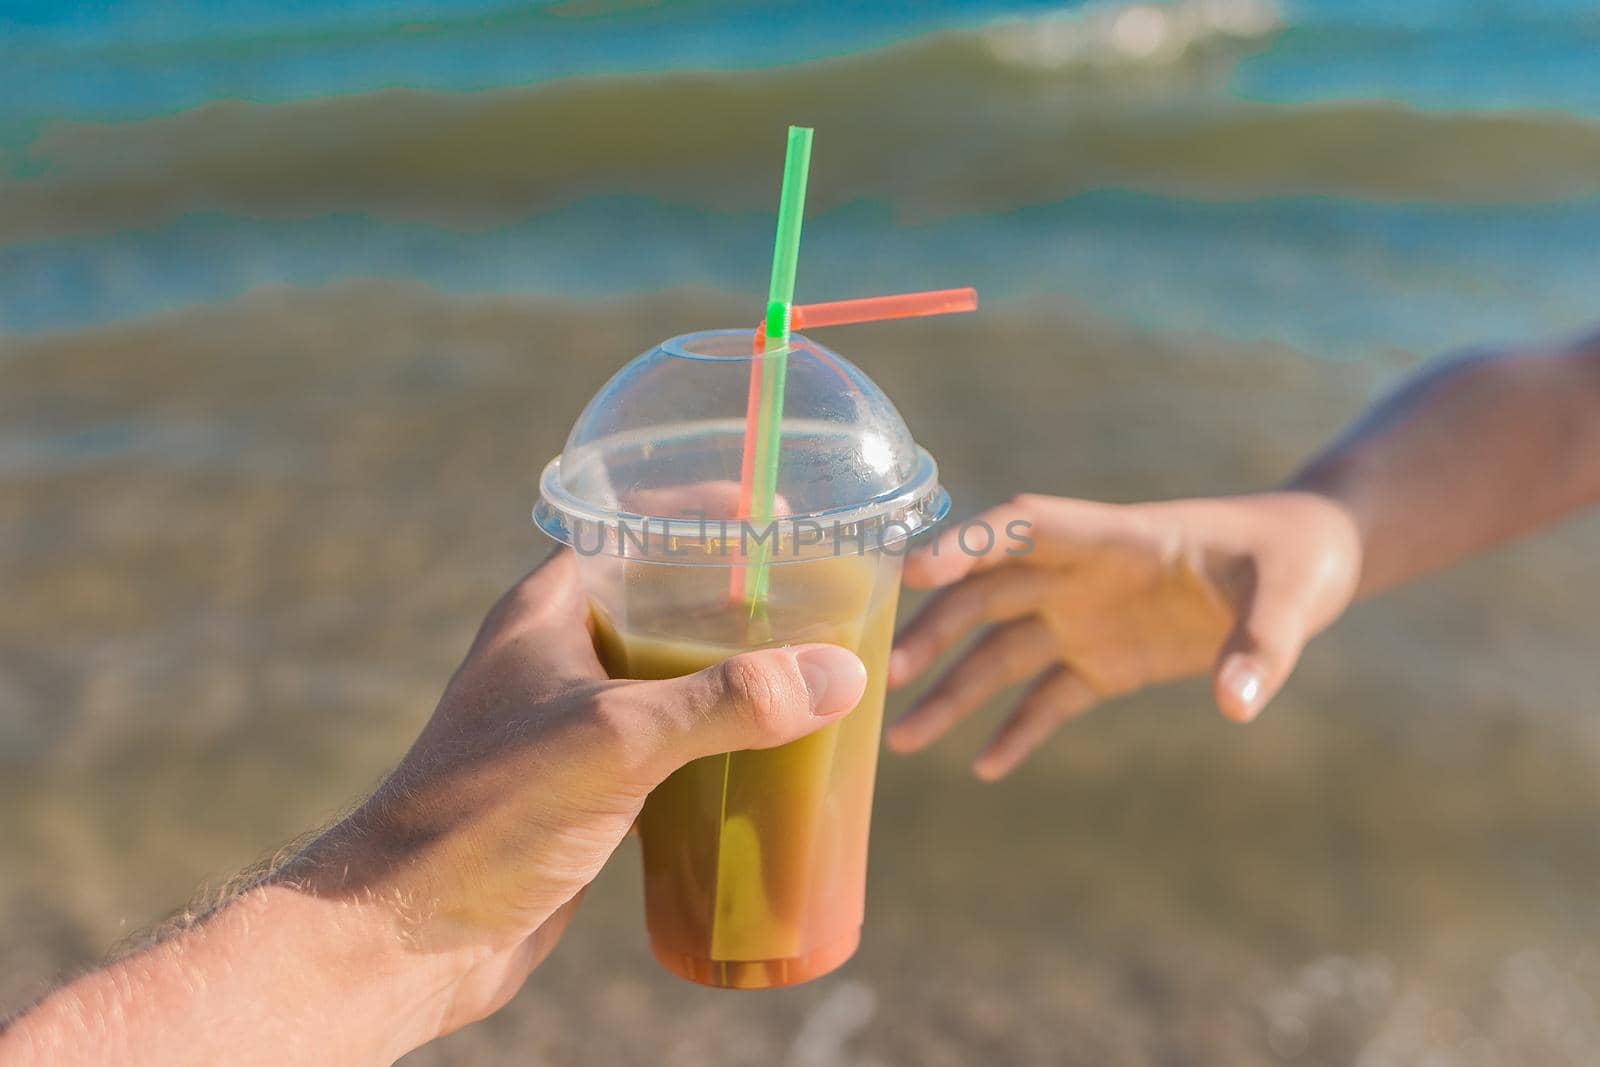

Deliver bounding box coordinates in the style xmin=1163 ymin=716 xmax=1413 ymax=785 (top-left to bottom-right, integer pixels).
xmin=534 ymin=329 xmax=947 ymax=564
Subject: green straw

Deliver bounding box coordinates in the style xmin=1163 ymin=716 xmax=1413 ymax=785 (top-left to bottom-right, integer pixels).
xmin=747 ymin=125 xmax=813 ymax=611
xmin=710 ymin=127 xmax=813 ymax=960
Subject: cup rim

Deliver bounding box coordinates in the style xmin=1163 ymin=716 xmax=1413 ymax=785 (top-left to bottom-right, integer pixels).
xmin=533 ymin=446 xmax=949 ymax=565
xmin=656 ymin=328 xmax=797 ymax=363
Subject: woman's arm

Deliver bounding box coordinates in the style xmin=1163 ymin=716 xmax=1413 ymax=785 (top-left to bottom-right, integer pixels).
xmin=1292 ymin=330 xmax=1600 ymax=596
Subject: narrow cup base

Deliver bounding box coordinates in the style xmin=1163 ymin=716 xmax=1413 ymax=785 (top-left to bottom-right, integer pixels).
xmin=648 ymin=928 xmax=861 ymax=990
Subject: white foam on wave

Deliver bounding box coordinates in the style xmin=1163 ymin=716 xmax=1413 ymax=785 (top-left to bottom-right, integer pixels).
xmin=982 ymin=0 xmax=1283 ymax=70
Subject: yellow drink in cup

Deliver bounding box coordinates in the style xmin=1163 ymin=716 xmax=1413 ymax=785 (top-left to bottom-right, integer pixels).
xmin=535 ymin=329 xmax=947 ymax=988
xmin=594 ymin=553 xmax=898 ymax=987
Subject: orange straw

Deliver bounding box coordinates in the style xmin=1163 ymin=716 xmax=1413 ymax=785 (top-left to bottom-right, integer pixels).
xmin=753 ymin=287 xmax=977 ymax=349
xmin=729 ymin=287 xmax=978 ymax=602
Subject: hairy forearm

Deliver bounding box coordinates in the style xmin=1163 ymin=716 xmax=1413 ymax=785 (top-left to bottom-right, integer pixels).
xmin=1 ymin=884 xmax=464 ymax=1067
xmin=1289 ymin=331 xmax=1600 ymax=597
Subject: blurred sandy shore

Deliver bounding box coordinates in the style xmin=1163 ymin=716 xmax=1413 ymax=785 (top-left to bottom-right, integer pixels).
xmin=4 ymin=283 xmax=1600 ymax=1064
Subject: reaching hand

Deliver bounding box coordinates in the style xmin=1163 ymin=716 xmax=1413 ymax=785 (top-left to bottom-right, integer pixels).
xmin=885 ymin=492 xmax=1360 ymax=779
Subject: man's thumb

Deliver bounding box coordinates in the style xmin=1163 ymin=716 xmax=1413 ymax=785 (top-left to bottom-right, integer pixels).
xmin=629 ymin=644 xmax=867 ymax=773
xmin=1211 ymin=585 xmax=1310 ymax=724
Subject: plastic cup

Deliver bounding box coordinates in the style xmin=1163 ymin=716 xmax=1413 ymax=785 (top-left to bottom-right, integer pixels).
xmin=534 ymin=329 xmax=947 ymax=989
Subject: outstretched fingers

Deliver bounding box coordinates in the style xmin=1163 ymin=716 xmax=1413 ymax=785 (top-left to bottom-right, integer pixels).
xmin=902 ymin=496 xmax=1145 ymax=591
xmin=973 ymin=666 xmax=1100 ymax=781
xmin=888 ymin=565 xmax=1049 ymax=688
xmin=902 ymin=500 xmax=1038 ymax=590
xmin=886 ymin=617 xmax=1056 ymax=753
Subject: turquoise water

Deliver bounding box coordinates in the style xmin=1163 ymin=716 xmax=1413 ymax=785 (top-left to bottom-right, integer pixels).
xmin=4 ymin=0 xmax=1600 ymax=356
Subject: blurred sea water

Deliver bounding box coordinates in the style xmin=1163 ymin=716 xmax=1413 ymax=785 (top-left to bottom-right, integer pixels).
xmin=7 ymin=4 xmax=1600 ymax=1065
xmin=4 ymin=0 xmax=1600 ymax=355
